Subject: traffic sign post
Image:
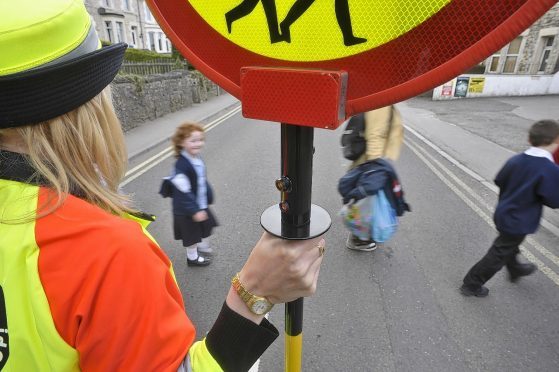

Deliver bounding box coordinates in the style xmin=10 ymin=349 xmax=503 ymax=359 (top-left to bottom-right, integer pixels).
xmin=147 ymin=1 xmax=558 ymax=370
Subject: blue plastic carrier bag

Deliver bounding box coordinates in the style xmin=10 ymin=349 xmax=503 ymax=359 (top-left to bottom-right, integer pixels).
xmin=371 ymin=189 xmax=398 ymax=243
xmin=339 ymin=196 xmax=374 ymax=241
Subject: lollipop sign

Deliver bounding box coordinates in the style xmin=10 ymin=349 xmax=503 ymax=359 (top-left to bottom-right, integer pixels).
xmin=148 ymin=0 xmax=556 ymax=122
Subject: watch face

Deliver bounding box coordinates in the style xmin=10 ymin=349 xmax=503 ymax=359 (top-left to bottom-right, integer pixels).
xmin=251 ymin=299 xmax=272 ymax=315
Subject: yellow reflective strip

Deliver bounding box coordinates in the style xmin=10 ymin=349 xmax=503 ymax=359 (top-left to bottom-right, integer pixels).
xmin=189 ymin=339 xmax=223 ymax=371
xmin=285 ymin=333 xmax=303 ymax=372
xmin=189 ymin=0 xmax=451 ymax=61
xmin=0 ymin=0 xmax=91 ymax=75
xmin=0 ymin=181 xmax=79 ymax=371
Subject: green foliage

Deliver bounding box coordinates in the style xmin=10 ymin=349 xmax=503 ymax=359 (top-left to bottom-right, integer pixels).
xmin=171 ymin=45 xmax=186 ymax=61
xmin=124 ymin=47 xmax=172 ymax=62
xmin=118 ymin=73 xmax=147 ymax=93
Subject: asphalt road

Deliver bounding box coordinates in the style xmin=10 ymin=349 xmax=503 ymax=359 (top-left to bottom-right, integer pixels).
xmin=122 ymin=96 xmax=559 ymax=372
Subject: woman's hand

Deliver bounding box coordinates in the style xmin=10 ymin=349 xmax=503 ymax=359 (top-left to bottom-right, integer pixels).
xmin=239 ymin=232 xmax=325 ymax=304
xmin=192 ymin=210 xmax=208 ymax=222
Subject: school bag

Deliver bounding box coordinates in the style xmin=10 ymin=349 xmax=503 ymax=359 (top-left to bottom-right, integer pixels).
xmin=158 ymin=176 xmax=174 ymax=198
xmin=340 ymin=113 xmax=366 ymax=160
xmin=338 ymin=159 xmax=410 ymax=242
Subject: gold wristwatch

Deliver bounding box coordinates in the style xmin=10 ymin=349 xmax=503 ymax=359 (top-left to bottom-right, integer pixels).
xmin=231 ymin=272 xmax=274 ymax=315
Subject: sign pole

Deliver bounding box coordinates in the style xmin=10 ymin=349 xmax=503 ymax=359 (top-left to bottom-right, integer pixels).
xmin=262 ymin=121 xmax=331 ymax=371
xmin=279 ymin=123 xmax=313 ymax=372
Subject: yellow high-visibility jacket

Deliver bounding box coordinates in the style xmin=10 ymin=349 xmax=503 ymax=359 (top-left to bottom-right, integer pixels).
xmin=0 ymin=150 xmax=277 ymax=371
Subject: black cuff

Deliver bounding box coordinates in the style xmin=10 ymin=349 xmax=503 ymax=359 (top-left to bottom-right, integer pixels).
xmin=205 ymin=302 xmax=279 ymax=372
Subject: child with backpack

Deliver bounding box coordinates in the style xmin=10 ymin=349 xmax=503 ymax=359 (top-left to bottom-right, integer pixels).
xmin=460 ymin=119 xmax=559 ymax=297
xmin=170 ymin=122 xmax=218 ymax=266
xmin=340 ymin=105 xmax=405 ymax=251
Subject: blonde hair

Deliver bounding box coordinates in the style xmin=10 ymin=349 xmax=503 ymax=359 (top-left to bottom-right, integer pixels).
xmin=171 ymin=122 xmax=205 ymax=158
xmin=0 ymin=88 xmax=135 ymax=221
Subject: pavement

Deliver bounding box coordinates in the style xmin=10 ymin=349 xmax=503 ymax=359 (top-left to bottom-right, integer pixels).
xmin=125 ymin=92 xmax=559 ymax=169
xmin=124 ymin=93 xmax=240 ymax=161
xmin=398 ymin=94 xmax=559 ymax=229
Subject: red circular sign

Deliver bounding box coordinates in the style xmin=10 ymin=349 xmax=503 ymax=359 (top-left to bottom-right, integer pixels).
xmin=147 ymin=0 xmax=556 ymax=116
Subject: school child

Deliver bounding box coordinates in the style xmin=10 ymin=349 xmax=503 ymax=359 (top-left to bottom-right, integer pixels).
xmin=344 ymin=105 xmax=404 ymax=251
xmin=171 ymin=122 xmax=218 ymax=266
xmin=461 ymin=120 xmax=559 ymax=297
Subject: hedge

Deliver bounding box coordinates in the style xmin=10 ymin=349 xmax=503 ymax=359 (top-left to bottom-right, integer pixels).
xmin=100 ymin=39 xmax=173 ymax=62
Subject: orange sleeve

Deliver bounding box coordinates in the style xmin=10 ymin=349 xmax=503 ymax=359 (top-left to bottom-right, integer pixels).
xmin=35 ymin=189 xmax=195 ymax=372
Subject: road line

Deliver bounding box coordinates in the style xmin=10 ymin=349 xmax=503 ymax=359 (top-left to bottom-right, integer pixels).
xmin=405 ymin=139 xmax=559 ymax=287
xmin=121 ymin=106 xmax=241 ymax=186
xmin=125 ymin=147 xmax=174 ymax=177
xmin=404 ymin=125 xmax=559 ymax=238
xmin=405 ymin=137 xmax=559 ymax=270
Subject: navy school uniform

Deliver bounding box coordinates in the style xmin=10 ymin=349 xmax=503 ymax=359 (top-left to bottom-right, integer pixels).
xmin=463 ymin=148 xmax=559 ymax=289
xmin=171 ymin=151 xmax=218 ymax=247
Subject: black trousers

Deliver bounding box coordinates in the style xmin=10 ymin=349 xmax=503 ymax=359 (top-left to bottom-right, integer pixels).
xmin=463 ymin=232 xmax=526 ymax=288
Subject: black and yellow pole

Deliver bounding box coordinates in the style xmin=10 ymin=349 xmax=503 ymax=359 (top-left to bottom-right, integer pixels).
xmin=261 ymin=123 xmax=331 ymax=371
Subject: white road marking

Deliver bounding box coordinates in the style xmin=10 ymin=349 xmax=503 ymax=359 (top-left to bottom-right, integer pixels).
xmin=121 ymin=106 xmax=241 ymax=187
xmin=404 ymin=136 xmax=559 ymax=287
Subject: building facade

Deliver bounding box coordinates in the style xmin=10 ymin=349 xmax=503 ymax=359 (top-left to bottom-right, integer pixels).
xmin=485 ymin=2 xmax=559 ymax=75
xmin=84 ymin=0 xmax=172 ymax=53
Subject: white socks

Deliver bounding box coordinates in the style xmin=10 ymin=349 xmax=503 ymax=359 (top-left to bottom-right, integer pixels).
xmin=187 ymin=238 xmax=212 ymax=260
xmin=197 ymin=238 xmax=213 ymax=254
xmin=186 ymin=245 xmax=199 ymax=260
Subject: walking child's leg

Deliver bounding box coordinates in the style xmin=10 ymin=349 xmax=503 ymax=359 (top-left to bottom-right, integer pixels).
xmin=503 ymin=236 xmax=536 ymax=282
xmin=186 ymin=244 xmax=199 ymax=260
xmin=187 ymin=243 xmax=211 ymax=266
xmin=462 ymin=233 xmax=524 ymax=290
xmin=198 ymin=237 xmax=213 ymax=254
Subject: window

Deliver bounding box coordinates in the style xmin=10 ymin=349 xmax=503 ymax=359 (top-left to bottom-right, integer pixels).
xmin=158 ymin=33 xmax=163 ymax=52
xmin=144 ymin=2 xmax=155 ymax=22
xmin=488 ymin=56 xmax=500 ymax=72
xmin=502 ymin=37 xmax=522 ymax=73
xmin=105 ymin=21 xmax=114 ymax=43
xmin=122 ymin=0 xmax=131 ymax=11
xmin=538 ymin=36 xmax=555 ymax=73
xmin=148 ymin=32 xmax=156 ymax=51
xmin=116 ymin=21 xmax=125 ymax=43
xmin=130 ymin=25 xmax=138 ymax=47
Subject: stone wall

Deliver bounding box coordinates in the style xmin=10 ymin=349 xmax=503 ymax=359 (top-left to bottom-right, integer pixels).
xmin=111 ymin=70 xmax=221 ymax=132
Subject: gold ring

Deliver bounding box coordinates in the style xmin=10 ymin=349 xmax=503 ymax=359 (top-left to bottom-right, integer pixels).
xmin=317 ymin=243 xmax=325 ymax=256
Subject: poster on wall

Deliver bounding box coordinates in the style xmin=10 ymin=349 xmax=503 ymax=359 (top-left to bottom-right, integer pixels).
xmin=441 ymin=81 xmax=454 ymax=96
xmin=454 ymin=77 xmax=470 ymax=97
xmin=468 ymin=77 xmax=485 ymax=93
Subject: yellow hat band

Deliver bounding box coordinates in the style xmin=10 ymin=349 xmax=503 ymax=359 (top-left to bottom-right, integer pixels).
xmin=0 ymin=0 xmax=92 ymax=76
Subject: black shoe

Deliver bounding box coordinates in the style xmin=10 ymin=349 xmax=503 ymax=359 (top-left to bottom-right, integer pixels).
xmin=187 ymin=255 xmax=211 ymax=267
xmin=509 ymin=263 xmax=537 ymax=283
xmin=460 ymin=284 xmax=489 ymax=297
xmin=346 ymin=234 xmax=377 ymax=252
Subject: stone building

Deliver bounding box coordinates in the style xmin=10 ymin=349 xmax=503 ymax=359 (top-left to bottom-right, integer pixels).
xmin=485 ymin=2 xmax=559 ymax=75
xmin=83 ymin=0 xmax=172 ymax=53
